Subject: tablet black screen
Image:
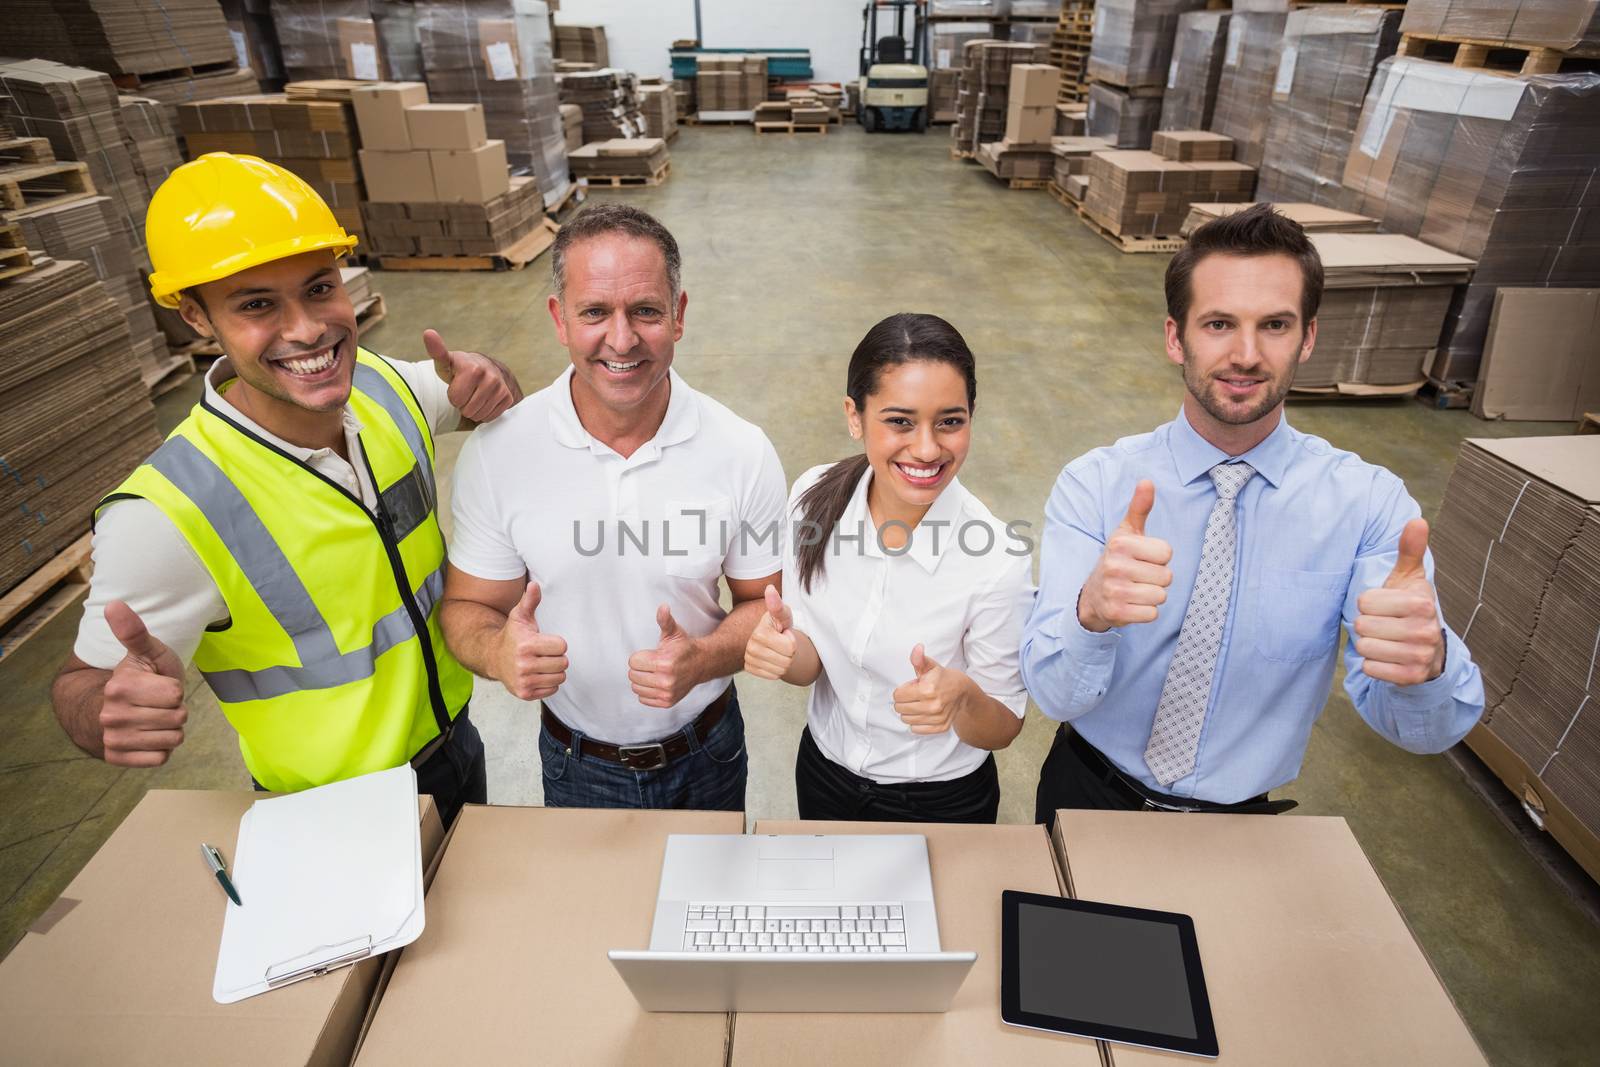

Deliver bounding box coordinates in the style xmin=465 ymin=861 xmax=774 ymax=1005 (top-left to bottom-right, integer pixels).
xmin=1017 ymin=901 xmax=1196 ymax=1038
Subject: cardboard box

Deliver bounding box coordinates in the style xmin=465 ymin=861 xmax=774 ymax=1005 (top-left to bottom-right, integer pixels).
xmin=0 ymin=790 xmax=444 ymax=1066
xmin=1008 ymin=63 xmax=1062 ymax=107
xmin=360 ymin=148 xmax=438 ymax=201
xmin=1180 ymin=200 xmax=1379 ymax=236
xmin=1152 ymin=129 xmax=1233 ymax=161
xmin=429 ymin=138 xmax=509 ymax=203
xmin=351 ymin=81 xmax=429 ymax=150
xmin=405 ymin=102 xmax=487 ymax=150
xmin=1473 ymin=289 xmax=1600 ymax=422
xmin=731 ymin=821 xmax=1097 ymax=1066
xmin=355 ymin=806 xmax=741 ymax=1064
xmin=1052 ymin=812 xmax=1490 ymax=1065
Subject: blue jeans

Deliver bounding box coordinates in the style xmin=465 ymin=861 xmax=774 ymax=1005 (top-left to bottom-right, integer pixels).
xmin=538 ymin=687 xmax=748 ymax=811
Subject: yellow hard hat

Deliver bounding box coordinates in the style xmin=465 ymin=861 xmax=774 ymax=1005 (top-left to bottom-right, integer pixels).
xmin=146 ymin=152 xmax=359 ymax=308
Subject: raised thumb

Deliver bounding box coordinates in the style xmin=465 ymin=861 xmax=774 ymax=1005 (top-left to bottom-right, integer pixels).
xmin=911 ymin=643 xmax=937 ymax=677
xmin=657 ymin=603 xmax=682 ymax=642
xmin=106 ymin=600 xmax=168 ymax=671
xmin=422 ymin=328 xmax=454 ymax=371
xmin=1120 ymin=479 xmax=1155 ymax=536
xmin=763 ymin=584 xmax=790 ymax=631
xmin=510 ymin=581 xmax=542 ymax=629
xmin=1385 ymin=518 xmax=1430 ymax=588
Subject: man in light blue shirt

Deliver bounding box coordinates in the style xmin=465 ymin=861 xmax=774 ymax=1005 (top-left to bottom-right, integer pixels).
xmin=1022 ymin=204 xmax=1484 ymax=825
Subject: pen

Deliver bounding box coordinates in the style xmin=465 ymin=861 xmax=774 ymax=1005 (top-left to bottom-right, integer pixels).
xmin=201 ymin=843 xmax=243 ymax=906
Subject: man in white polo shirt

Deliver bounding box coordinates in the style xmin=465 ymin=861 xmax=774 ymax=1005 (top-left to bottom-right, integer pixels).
xmin=440 ymin=203 xmax=786 ymax=809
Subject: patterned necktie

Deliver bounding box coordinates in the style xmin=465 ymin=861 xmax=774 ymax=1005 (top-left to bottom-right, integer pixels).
xmin=1143 ymin=461 xmax=1256 ymax=787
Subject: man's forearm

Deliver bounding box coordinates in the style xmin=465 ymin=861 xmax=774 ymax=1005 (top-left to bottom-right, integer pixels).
xmin=440 ymin=599 xmax=508 ymax=679
xmin=52 ymin=667 xmax=112 ymax=758
xmin=696 ymin=599 xmax=766 ymax=684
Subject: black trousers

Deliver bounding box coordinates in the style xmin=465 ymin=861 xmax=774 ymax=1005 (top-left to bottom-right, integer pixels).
xmin=795 ymin=726 xmax=1000 ymax=824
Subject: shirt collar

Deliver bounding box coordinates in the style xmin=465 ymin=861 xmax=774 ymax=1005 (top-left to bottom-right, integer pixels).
xmin=1168 ymin=406 xmax=1291 ymax=489
xmin=842 ymin=464 xmax=970 ymax=574
xmin=548 ymin=364 xmax=699 ymax=456
xmin=204 ymin=355 xmax=363 ymax=459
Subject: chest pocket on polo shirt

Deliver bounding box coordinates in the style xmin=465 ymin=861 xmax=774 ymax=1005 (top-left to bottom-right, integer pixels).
xmin=1250 ymin=565 xmax=1350 ymax=663
xmin=663 ymin=497 xmax=731 ymax=581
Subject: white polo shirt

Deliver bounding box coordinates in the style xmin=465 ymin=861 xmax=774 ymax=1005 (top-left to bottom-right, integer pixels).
xmin=783 ymin=463 xmax=1035 ymax=783
xmin=449 ymin=365 xmax=787 ymax=744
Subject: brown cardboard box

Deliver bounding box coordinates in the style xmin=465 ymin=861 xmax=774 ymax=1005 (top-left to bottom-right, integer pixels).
xmin=405 ymin=102 xmax=488 ymax=150
xmin=360 ymin=148 xmax=438 ymax=201
xmin=1181 ymin=200 xmax=1379 ymax=236
xmin=1009 ymin=63 xmax=1062 ymax=107
xmin=429 ymin=139 xmax=509 ymax=202
xmin=0 ymin=790 xmax=444 ymax=1066
xmin=355 ymin=806 xmax=740 ymax=1064
xmin=1152 ymin=129 xmax=1233 ymax=161
xmin=1473 ymin=289 xmax=1600 ymax=422
xmin=731 ymin=821 xmax=1097 ymax=1066
xmin=351 ymin=81 xmax=430 ymax=150
xmin=1052 ymin=812 xmax=1489 ymax=1066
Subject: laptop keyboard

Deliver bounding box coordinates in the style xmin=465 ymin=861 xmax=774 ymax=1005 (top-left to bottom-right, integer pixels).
xmin=682 ymin=903 xmax=909 ymax=953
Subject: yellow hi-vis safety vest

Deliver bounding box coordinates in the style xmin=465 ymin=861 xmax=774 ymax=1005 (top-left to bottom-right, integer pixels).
xmin=101 ymin=348 xmax=474 ymax=792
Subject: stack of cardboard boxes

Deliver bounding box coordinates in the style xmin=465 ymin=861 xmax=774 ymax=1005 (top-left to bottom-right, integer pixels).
xmin=414 ymin=0 xmax=570 ymax=210
xmin=1208 ymin=0 xmax=1290 ymax=168
xmin=953 ymin=41 xmax=1048 ymax=156
xmin=754 ymin=100 xmax=829 ymax=133
xmin=1158 ymin=10 xmax=1229 ymax=131
xmin=117 ymin=96 xmax=184 ymax=205
xmin=694 ymin=55 xmax=768 ymax=116
xmin=1081 ymin=131 xmax=1255 ymax=237
xmin=552 ymin=25 xmax=610 ymax=67
xmin=568 ymin=138 xmax=671 ymax=184
xmin=977 ymin=64 xmax=1062 ymax=183
xmin=0 ymin=257 xmax=162 ymax=594
xmin=638 ymin=84 xmax=679 ymax=140
xmin=559 ymin=103 xmax=583 ymax=150
xmin=1051 ymin=135 xmax=1111 ymax=201
xmin=272 ymin=0 xmax=397 ymax=83
xmin=1180 ymin=200 xmax=1379 ymax=236
xmin=557 ymin=70 xmax=646 ymax=141
xmin=1085 ymin=0 xmax=1204 ymax=148
xmin=672 ymin=78 xmax=697 ymax=120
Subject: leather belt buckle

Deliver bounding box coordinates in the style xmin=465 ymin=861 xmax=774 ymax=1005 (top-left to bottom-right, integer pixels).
xmin=619 ymin=742 xmax=669 ymax=771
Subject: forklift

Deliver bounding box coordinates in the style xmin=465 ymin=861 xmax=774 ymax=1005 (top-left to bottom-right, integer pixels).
xmin=858 ymin=0 xmax=929 ymax=132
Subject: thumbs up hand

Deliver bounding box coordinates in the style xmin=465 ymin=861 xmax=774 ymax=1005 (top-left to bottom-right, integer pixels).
xmin=1354 ymin=519 xmax=1445 ymax=686
xmin=629 ymin=604 xmax=704 ymax=709
xmin=1077 ymin=479 xmax=1175 ymax=633
xmin=493 ymin=582 xmax=569 ymax=700
xmin=422 ymin=328 xmax=522 ymax=424
xmin=99 ymin=600 xmax=189 ymax=767
xmin=744 ymin=585 xmax=798 ymax=681
xmin=891 ymin=645 xmax=974 ymax=735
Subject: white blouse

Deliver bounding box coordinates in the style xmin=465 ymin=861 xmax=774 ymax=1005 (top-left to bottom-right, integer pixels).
xmin=782 ymin=463 xmax=1035 ymax=783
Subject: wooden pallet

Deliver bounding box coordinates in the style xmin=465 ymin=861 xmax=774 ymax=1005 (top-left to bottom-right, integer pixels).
xmin=0 ymin=244 xmax=34 ymax=282
xmin=374 ymin=217 xmax=560 ymax=272
xmin=0 ymin=161 xmax=95 ymax=215
xmin=0 ymin=532 xmax=92 ymax=663
xmin=1397 ymin=33 xmax=1599 ymax=75
xmin=0 ymin=136 xmax=54 ymax=167
xmin=1075 ymin=206 xmax=1185 ymax=253
xmin=578 ymin=161 xmax=671 ymax=188
xmin=950 ymin=147 xmax=976 ymax=160
xmin=1047 ymin=180 xmax=1083 ymax=211
xmin=143 ymin=349 xmax=198 ymax=397
xmin=1003 ymin=176 xmax=1051 ymax=191
xmin=753 ymin=121 xmax=827 ymax=135
xmin=547 ymin=180 xmax=587 ymax=218
xmin=110 ymin=60 xmax=238 ymax=92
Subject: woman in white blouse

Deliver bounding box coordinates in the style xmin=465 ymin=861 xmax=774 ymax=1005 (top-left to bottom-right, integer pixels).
xmin=744 ymin=313 xmax=1034 ymax=823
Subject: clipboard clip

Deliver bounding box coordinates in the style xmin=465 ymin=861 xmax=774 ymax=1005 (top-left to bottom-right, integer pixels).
xmin=264 ymin=934 xmax=375 ymax=987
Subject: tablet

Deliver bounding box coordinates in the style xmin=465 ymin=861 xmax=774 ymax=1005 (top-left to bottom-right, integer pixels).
xmin=1000 ymin=889 xmax=1218 ymax=1058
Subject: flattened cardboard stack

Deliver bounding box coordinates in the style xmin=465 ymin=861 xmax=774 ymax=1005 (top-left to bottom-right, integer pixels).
xmin=953 ymin=41 xmax=1048 ymax=155
xmin=672 ymin=77 xmax=696 ymax=119
xmin=1255 ymin=7 xmax=1402 ymax=206
xmin=1052 ymin=134 xmax=1110 ymax=196
xmin=1180 ymin=199 xmax=1378 ymax=236
xmin=638 ymin=84 xmax=678 ymax=140
xmin=931 ymin=69 xmax=961 ymax=123
xmin=557 ymin=70 xmax=645 ymax=141
xmin=361 ymin=177 xmax=544 ymax=258
xmin=978 ymin=63 xmax=1062 ymax=182
xmin=1087 ymin=0 xmax=1206 ymax=90
xmin=0 ymin=258 xmax=162 ymax=594
xmin=1085 ymin=80 xmax=1161 ymax=148
xmin=415 ymin=0 xmax=570 ymax=210
xmin=1400 ymin=0 xmax=1600 ymax=53
xmin=1341 ymin=58 xmax=1600 ymax=386
xmin=1472 ymin=289 xmax=1600 ymax=422
xmin=1297 ymin=232 xmax=1475 ymax=392
xmin=271 ymin=0 xmax=421 ymax=83
xmin=178 ymin=88 xmax=366 ymax=243
xmin=695 ymin=55 xmax=767 ymax=115
xmin=1082 ymin=141 xmax=1254 ymax=237
xmin=1208 ymin=1 xmax=1290 ymax=168
xmin=553 ymin=24 xmax=610 ymax=67
xmin=0 ymin=0 xmax=235 ymax=78
xmin=220 ymin=0 xmax=288 ymax=88
xmin=1433 ymin=435 xmax=1600 ymax=882
xmin=1159 ymin=10 xmax=1229 ymax=130
xmin=117 ymin=96 xmax=184 ymax=204
xmin=568 ymin=138 xmax=670 ymax=183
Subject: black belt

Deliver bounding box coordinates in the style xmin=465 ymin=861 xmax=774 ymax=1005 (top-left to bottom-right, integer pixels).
xmin=409 ymin=705 xmax=468 ymax=768
xmin=540 ymin=687 xmax=733 ymax=772
xmin=1066 ymin=726 xmax=1298 ymax=815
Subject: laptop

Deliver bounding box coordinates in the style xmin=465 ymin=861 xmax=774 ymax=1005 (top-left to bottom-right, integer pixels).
xmin=609 ymin=834 xmax=977 ymax=1012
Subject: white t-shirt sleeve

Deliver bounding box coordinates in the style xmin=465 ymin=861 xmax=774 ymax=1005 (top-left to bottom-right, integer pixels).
xmin=445 ymin=428 xmax=529 ymax=581
xmin=724 ymin=433 xmax=788 ymax=582
xmin=72 ymin=498 xmax=229 ymax=669
xmin=380 ymin=353 xmax=461 ymax=435
xmin=962 ymin=549 xmax=1035 ymax=717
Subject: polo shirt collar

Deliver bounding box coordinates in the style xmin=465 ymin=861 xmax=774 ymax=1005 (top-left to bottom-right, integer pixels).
xmin=1169 ymin=406 xmax=1291 ymax=489
xmin=843 ymin=464 xmax=969 ymax=574
xmin=548 ymin=364 xmax=699 ymax=456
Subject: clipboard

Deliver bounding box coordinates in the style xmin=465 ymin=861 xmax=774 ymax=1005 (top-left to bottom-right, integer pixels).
xmin=212 ymin=765 xmax=426 ymax=1004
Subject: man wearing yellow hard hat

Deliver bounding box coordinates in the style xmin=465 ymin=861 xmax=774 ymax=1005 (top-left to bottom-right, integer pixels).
xmin=50 ymin=153 xmax=525 ymax=825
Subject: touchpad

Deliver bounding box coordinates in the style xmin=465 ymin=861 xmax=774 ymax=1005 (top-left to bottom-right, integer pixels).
xmin=757 ymin=840 xmax=834 ymax=890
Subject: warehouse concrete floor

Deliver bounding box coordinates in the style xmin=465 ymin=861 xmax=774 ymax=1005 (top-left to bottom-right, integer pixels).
xmin=2 ymin=125 xmax=1596 ymax=1064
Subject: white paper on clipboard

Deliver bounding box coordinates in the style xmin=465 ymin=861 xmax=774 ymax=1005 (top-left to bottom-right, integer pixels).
xmin=211 ymin=765 xmax=424 ymax=1004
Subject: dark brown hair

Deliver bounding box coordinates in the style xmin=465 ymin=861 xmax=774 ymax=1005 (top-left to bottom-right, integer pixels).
xmin=1164 ymin=203 xmax=1324 ymax=335
xmin=551 ymin=202 xmax=682 ymax=302
xmin=794 ymin=313 xmax=977 ymax=592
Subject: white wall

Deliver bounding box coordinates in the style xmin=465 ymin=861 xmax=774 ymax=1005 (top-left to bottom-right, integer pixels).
xmin=555 ymin=0 xmax=867 ymax=85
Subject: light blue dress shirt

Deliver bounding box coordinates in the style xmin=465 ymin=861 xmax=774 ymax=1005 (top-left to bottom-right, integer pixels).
xmin=1020 ymin=408 xmax=1485 ymax=803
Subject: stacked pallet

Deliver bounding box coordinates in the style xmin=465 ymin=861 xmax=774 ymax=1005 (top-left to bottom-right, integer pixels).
xmin=557 ymin=70 xmax=646 ymax=142
xmin=977 ymin=64 xmax=1063 ymax=186
xmin=569 ymin=138 xmax=672 ymax=186
xmin=639 ymin=85 xmax=679 ymax=141
xmin=361 ymin=178 xmax=551 ymax=261
xmin=1051 ymin=2 xmax=1097 ymax=104
xmin=753 ymin=101 xmax=829 ymax=136
xmin=117 ymin=96 xmax=184 ymax=206
xmin=1208 ymin=0 xmax=1289 ymax=168
xmin=1085 ymin=0 xmax=1204 ymax=148
xmin=695 ymin=55 xmax=767 ymax=117
xmin=953 ymin=41 xmax=1048 ymax=156
xmin=0 ymin=0 xmax=235 ymax=79
xmin=1079 ymin=130 xmax=1254 ymax=248
xmin=0 ymin=257 xmax=163 ymax=596
xmin=1158 ymin=10 xmax=1228 ymax=131
xmin=1049 ymin=135 xmax=1111 ymax=204
xmin=415 ymin=0 xmax=571 ymax=211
